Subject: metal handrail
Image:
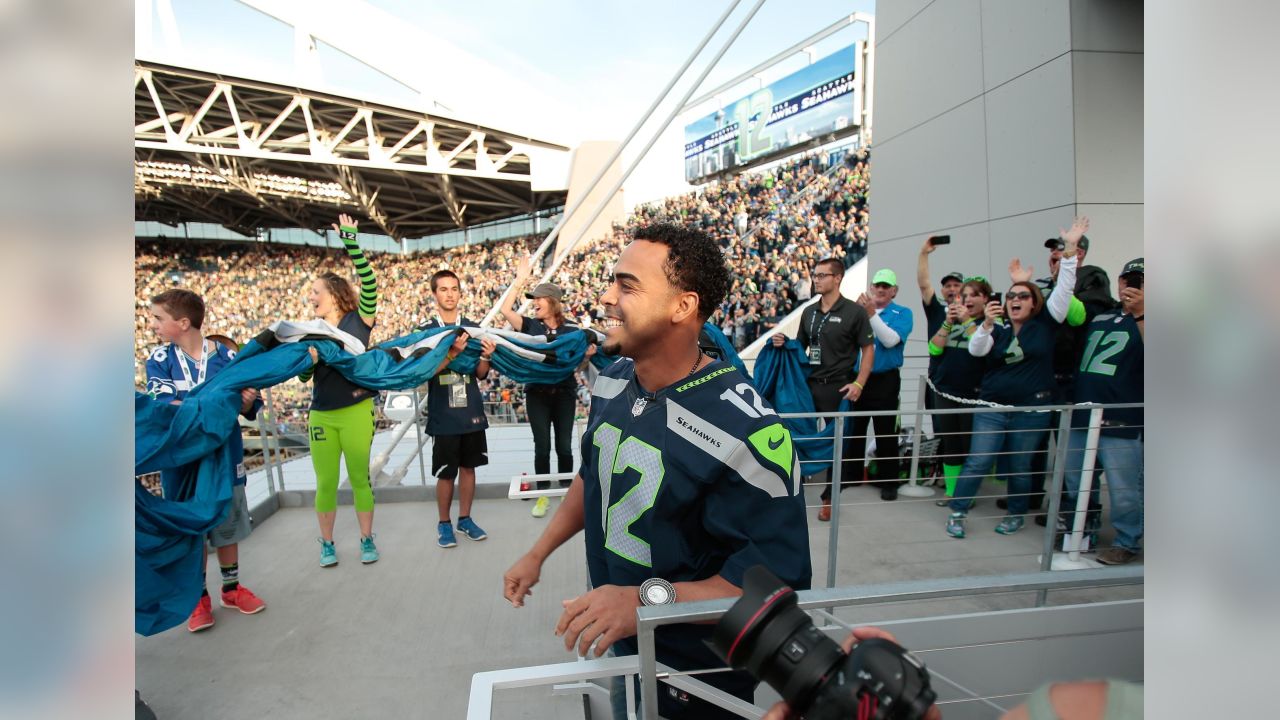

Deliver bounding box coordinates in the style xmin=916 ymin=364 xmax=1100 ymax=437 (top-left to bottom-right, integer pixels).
xmin=467 ymin=566 xmax=1144 ymax=720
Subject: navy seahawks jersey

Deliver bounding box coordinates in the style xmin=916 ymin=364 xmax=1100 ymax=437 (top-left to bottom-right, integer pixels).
xmin=145 ymin=340 xmax=258 ymax=487
xmin=1072 ymin=312 xmax=1143 ymax=438
xmin=579 ymin=357 xmax=811 ymax=671
xmin=932 ymin=319 xmax=985 ymax=399
xmin=419 ymin=317 xmax=488 ymax=436
xmin=923 ymin=295 xmax=946 ymax=377
xmin=978 ymin=314 xmax=1060 ymax=406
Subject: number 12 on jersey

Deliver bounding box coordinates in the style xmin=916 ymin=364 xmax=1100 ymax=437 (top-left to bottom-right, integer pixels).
xmin=593 ymin=423 xmax=665 ymax=568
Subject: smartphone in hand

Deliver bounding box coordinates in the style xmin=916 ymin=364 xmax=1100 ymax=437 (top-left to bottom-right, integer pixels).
xmin=990 ymin=291 xmax=1002 ymax=304
xmin=929 ymin=235 xmax=951 ymax=246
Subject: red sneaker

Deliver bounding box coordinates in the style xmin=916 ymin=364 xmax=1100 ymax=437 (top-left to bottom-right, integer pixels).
xmin=220 ymin=585 xmax=266 ymax=615
xmin=187 ymin=595 xmax=214 ymax=632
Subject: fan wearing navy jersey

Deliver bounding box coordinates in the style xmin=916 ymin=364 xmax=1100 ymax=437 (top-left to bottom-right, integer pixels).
xmin=300 ymin=213 xmax=381 ymax=567
xmin=1063 ymin=258 xmax=1145 ymax=565
xmin=503 ymin=224 xmax=811 ymax=720
xmin=916 ymin=235 xmax=965 ymax=389
xmin=945 ymin=232 xmax=1081 ymax=540
xmin=419 ymin=269 xmax=492 ymax=549
xmin=925 ymin=277 xmax=993 ymax=503
xmin=145 ymin=289 xmax=266 ymax=632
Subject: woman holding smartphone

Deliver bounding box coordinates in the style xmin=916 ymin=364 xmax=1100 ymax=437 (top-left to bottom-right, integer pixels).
xmin=944 ymin=221 xmax=1086 ymax=538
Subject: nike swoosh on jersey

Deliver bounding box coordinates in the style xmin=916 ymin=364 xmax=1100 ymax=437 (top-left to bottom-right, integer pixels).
xmin=767 ymin=434 xmax=785 ymax=450
xmin=665 ymin=399 xmax=789 ymax=498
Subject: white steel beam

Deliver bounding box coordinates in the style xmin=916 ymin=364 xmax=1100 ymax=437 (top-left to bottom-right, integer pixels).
xmin=680 ymin=13 xmax=871 ymax=112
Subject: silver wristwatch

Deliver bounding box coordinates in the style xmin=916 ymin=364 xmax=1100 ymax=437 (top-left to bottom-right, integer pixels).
xmin=640 ymin=578 xmax=677 ymax=606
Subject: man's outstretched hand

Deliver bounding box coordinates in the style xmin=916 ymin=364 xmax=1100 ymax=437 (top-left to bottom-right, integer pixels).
xmin=503 ymin=553 xmax=542 ymax=608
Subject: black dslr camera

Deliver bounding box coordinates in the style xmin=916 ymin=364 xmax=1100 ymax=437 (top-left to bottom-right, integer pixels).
xmin=710 ymin=566 xmax=936 ymax=720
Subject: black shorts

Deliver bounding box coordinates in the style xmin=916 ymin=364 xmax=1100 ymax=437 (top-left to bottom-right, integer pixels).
xmin=431 ymin=431 xmax=488 ymax=479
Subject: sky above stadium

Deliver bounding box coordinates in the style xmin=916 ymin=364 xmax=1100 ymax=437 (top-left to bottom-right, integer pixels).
xmin=137 ymin=0 xmax=874 ymax=207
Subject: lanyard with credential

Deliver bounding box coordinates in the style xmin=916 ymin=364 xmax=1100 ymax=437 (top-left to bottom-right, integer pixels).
xmin=176 ymin=339 xmax=209 ymax=389
xmin=809 ymin=306 xmax=833 ymax=342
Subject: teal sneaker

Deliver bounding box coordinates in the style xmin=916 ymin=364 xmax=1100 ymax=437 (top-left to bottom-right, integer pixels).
xmin=437 ymin=522 xmax=457 ymax=549
xmin=318 ymin=538 xmax=338 ymax=567
xmin=945 ymin=512 xmax=966 ymax=539
xmin=359 ymin=534 xmax=379 ymax=564
xmin=994 ymin=516 xmax=1025 ymax=535
xmin=457 ymin=516 xmax=487 ymax=541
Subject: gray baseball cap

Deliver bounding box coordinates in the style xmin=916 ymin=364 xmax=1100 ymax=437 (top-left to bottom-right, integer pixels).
xmin=525 ymin=282 xmax=564 ymax=301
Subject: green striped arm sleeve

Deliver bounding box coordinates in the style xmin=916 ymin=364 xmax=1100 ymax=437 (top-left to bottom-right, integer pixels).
xmin=339 ymin=225 xmax=378 ymax=318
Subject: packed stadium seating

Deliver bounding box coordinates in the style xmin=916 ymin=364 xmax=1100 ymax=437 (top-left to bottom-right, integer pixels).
xmin=135 ymin=147 xmax=870 ymax=423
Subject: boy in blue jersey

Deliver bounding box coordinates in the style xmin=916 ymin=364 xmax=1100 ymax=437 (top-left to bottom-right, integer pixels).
xmin=418 ymin=269 xmax=492 ymax=549
xmin=1063 ymin=258 xmax=1145 ymax=565
xmin=145 ymin=289 xmax=266 ymax=632
xmin=503 ymin=224 xmax=811 ymax=720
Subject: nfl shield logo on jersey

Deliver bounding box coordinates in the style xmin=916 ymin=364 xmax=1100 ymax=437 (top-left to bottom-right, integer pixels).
xmin=631 ymin=396 xmax=648 ymax=417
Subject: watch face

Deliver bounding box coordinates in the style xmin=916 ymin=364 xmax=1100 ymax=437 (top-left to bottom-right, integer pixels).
xmin=645 ymin=584 xmax=672 ymax=605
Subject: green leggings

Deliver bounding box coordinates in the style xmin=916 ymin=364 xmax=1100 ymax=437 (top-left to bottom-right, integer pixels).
xmin=309 ymin=398 xmax=375 ymax=513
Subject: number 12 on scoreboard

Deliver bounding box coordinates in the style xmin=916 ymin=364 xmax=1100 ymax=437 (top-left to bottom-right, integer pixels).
xmin=734 ymin=89 xmax=774 ymax=161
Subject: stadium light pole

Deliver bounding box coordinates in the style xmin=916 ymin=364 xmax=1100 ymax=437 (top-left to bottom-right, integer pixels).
xmin=479 ymin=0 xmax=746 ymax=328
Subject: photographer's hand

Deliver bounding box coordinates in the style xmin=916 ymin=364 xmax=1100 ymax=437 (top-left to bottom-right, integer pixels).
xmin=555 ymin=585 xmax=640 ymax=657
xmin=761 ymin=627 xmax=943 ymax=720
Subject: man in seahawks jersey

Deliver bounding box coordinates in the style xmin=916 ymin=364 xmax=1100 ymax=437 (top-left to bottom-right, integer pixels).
xmin=1063 ymin=258 xmax=1144 ymax=565
xmin=145 ymin=289 xmax=266 ymax=632
xmin=503 ymin=224 xmax=811 ymax=720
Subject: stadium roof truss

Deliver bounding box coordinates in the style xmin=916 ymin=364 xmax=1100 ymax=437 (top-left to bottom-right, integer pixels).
xmin=135 ymin=61 xmax=569 ymax=239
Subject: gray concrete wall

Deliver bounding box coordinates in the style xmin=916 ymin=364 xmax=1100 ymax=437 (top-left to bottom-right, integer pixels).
xmin=868 ymin=0 xmax=1142 ymax=362
xmin=557 ymin=140 xmax=625 ymax=258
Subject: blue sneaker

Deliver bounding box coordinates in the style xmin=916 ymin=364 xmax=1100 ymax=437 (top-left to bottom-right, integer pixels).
xmin=457 ymin=516 xmax=488 ymax=541
xmin=945 ymin=512 xmax=966 ymax=539
xmin=319 ymin=538 xmax=338 ymax=567
xmin=437 ymin=522 xmax=457 ymax=549
xmin=994 ymin=516 xmax=1025 ymax=535
xmin=360 ymin=534 xmax=379 ymax=564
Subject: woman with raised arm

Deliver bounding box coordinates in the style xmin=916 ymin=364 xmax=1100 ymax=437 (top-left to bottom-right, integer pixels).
xmin=926 ymin=276 xmax=993 ymax=505
xmin=300 ymin=213 xmax=380 ymax=567
xmin=944 ymin=218 xmax=1088 ymax=539
xmin=492 ymin=255 xmax=587 ymax=519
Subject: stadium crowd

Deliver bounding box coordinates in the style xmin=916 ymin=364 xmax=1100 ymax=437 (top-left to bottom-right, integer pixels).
xmin=135 ymin=148 xmax=872 ymax=421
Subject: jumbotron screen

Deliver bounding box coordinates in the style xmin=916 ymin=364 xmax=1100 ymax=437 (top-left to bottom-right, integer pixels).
xmin=683 ymin=45 xmax=858 ymax=184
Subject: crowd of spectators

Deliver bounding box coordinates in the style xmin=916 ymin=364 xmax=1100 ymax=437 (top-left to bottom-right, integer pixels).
xmin=135 ymin=146 xmax=871 ymax=421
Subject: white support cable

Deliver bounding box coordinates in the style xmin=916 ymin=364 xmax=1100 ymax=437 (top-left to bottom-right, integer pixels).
xmin=503 ymin=0 xmax=775 ymax=330
xmin=478 ymin=0 xmax=747 ymax=328
xmin=680 ymin=13 xmax=872 ymax=112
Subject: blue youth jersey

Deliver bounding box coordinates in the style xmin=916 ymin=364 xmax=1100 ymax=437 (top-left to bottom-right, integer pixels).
xmin=579 ymin=358 xmax=812 ymax=672
xmin=1072 ymin=312 xmax=1143 ymax=438
xmin=145 ymin=340 xmax=258 ymax=487
xmin=419 ymin=317 xmax=489 ymax=436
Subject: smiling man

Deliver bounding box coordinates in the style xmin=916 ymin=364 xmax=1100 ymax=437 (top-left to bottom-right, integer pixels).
xmin=502 ymin=223 xmax=811 ymax=720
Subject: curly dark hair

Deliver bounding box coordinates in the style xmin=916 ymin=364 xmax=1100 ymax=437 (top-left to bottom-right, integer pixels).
xmin=630 ymin=223 xmax=729 ymax=321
